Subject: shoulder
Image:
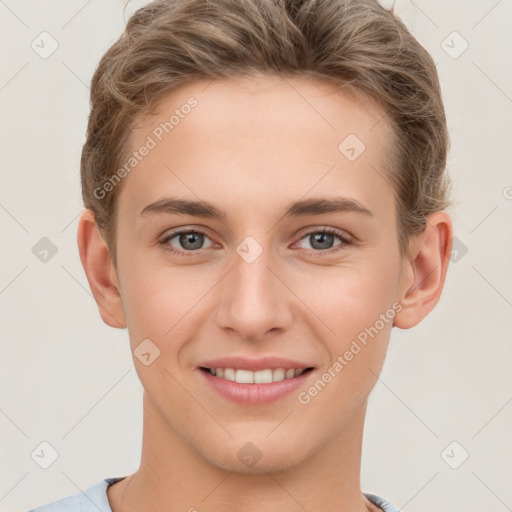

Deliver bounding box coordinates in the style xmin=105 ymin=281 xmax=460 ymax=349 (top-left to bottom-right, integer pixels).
xmin=363 ymin=491 xmax=401 ymax=512
xmin=26 ymin=477 xmax=126 ymax=512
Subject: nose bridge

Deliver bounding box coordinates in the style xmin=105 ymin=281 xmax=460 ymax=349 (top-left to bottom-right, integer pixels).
xmin=216 ymin=238 xmax=293 ymax=340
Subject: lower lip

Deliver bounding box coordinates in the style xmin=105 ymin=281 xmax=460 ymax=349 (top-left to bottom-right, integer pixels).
xmin=198 ymin=368 xmax=314 ymax=405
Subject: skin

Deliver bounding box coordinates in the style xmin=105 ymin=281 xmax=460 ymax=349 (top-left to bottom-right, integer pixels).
xmin=77 ymin=73 xmax=452 ymax=512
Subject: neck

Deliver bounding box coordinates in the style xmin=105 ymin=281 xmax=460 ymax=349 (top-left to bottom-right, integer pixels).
xmin=108 ymin=394 xmax=376 ymax=512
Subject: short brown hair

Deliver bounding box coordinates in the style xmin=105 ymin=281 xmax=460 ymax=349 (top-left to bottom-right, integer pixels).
xmin=81 ymin=0 xmax=452 ymax=266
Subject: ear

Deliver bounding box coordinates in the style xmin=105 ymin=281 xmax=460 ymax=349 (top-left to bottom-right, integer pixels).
xmin=77 ymin=209 xmax=126 ymax=329
xmin=393 ymin=211 xmax=453 ymax=329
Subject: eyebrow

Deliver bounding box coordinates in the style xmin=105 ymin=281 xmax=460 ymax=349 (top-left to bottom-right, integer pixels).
xmin=139 ymin=196 xmax=373 ymax=220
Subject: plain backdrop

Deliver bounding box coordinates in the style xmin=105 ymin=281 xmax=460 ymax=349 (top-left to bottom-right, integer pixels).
xmin=1 ymin=1 xmax=511 ymax=511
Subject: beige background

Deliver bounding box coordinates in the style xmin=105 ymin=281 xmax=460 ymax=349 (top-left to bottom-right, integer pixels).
xmin=1 ymin=1 xmax=511 ymax=510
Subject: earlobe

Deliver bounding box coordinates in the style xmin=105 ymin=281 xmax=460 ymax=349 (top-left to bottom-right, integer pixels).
xmin=393 ymin=211 xmax=453 ymax=329
xmin=77 ymin=209 xmax=126 ymax=329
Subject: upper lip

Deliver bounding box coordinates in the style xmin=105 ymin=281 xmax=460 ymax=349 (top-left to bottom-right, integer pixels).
xmin=198 ymin=356 xmax=315 ymax=372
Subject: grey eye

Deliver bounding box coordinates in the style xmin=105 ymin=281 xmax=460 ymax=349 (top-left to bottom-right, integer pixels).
xmin=164 ymin=230 xmax=215 ymax=252
xmin=297 ymin=231 xmax=343 ymax=251
xmin=178 ymin=232 xmax=204 ymax=250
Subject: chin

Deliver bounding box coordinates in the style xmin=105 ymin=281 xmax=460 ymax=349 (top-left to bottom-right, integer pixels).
xmin=195 ymin=435 xmax=310 ymax=475
xmin=208 ymin=451 xmax=305 ymax=475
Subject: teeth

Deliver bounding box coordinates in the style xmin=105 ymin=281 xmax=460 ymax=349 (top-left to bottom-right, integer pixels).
xmin=254 ymin=369 xmax=273 ymax=383
xmin=235 ymin=369 xmax=254 ymax=384
xmin=223 ymin=368 xmax=236 ymax=381
xmin=207 ymin=367 xmax=309 ymax=383
xmin=273 ymin=368 xmax=285 ymax=381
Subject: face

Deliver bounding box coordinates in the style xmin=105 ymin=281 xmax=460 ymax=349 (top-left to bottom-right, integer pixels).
xmin=112 ymin=74 xmax=406 ymax=473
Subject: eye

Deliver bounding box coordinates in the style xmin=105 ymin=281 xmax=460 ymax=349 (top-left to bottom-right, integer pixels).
xmin=160 ymin=229 xmax=215 ymax=255
xmin=296 ymin=228 xmax=352 ymax=255
xmin=159 ymin=227 xmax=353 ymax=257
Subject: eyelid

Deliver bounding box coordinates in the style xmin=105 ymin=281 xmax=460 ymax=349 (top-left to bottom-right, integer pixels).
xmin=159 ymin=224 xmax=215 ymax=241
xmin=295 ymin=225 xmax=354 ymax=242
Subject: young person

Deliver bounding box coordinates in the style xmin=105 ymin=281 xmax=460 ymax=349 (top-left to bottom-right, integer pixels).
xmin=28 ymin=0 xmax=453 ymax=510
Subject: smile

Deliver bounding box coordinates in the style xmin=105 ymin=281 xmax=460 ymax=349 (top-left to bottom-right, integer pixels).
xmin=200 ymin=367 xmax=313 ymax=384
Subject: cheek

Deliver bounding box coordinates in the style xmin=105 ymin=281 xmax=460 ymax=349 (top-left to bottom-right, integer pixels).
xmin=297 ymin=280 xmax=394 ymax=419
xmin=302 ymin=261 xmax=398 ymax=339
xmin=119 ymin=262 xmax=212 ymax=348
xmin=301 ymin=258 xmax=399 ymax=392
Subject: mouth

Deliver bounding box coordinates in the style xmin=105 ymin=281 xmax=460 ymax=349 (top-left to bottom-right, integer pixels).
xmin=199 ymin=366 xmax=315 ymax=384
xmin=196 ymin=356 xmax=317 ymax=404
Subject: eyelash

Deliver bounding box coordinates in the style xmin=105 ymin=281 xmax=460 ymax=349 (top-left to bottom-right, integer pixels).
xmin=159 ymin=227 xmax=353 ymax=257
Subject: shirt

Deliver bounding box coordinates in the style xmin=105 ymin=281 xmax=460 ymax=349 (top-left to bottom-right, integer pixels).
xmin=27 ymin=476 xmax=401 ymax=512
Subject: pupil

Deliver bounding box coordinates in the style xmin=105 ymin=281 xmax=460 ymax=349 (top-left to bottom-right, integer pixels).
xmin=311 ymin=233 xmax=333 ymax=250
xmin=180 ymin=232 xmax=203 ymax=250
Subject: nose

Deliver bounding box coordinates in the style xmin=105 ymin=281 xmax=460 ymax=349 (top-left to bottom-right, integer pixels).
xmin=215 ymin=243 xmax=294 ymax=343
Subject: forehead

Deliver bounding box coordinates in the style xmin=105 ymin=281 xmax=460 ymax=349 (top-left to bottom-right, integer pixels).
xmin=118 ymin=73 xmax=395 ymax=221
